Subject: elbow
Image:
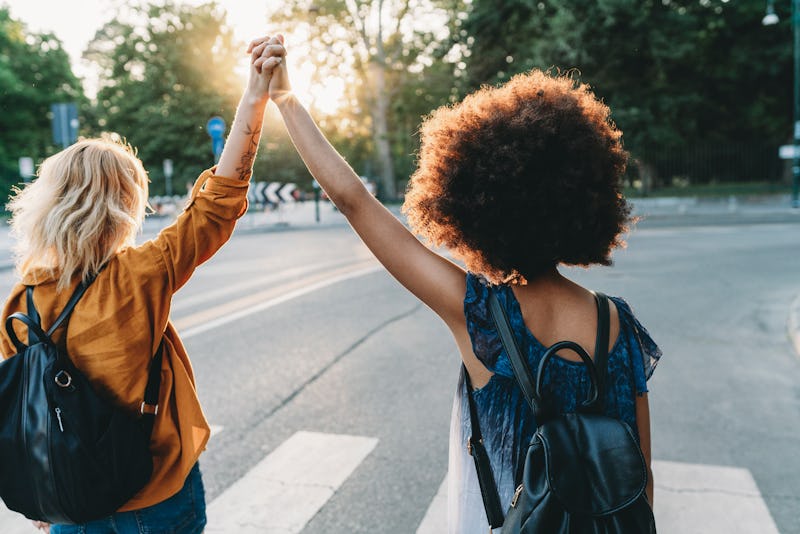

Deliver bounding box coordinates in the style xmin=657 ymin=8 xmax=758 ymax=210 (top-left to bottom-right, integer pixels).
xmin=327 ymin=182 xmax=370 ymax=218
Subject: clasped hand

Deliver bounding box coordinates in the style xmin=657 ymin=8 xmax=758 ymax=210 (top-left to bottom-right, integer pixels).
xmin=245 ymin=34 xmax=287 ymax=101
xmin=247 ymin=34 xmax=291 ymax=103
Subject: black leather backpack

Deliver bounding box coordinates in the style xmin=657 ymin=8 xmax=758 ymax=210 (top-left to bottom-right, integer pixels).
xmin=0 ymin=279 xmax=162 ymax=524
xmin=465 ymin=291 xmax=656 ymax=533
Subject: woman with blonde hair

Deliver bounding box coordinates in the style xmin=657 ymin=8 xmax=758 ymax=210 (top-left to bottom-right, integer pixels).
xmin=1 ymin=36 xmax=285 ymax=533
xmin=262 ymin=41 xmax=660 ymax=532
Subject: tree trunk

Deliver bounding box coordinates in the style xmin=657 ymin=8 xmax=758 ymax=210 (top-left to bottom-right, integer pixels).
xmin=370 ymin=60 xmax=396 ymax=200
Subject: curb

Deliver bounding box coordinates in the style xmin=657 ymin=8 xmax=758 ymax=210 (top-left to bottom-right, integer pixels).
xmin=789 ymin=293 xmax=800 ymax=358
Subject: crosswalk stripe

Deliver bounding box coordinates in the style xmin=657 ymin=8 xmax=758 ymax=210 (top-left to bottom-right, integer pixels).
xmin=0 ymin=502 xmax=33 ymax=533
xmin=414 ymin=460 xmax=781 ymax=533
xmin=205 ymin=430 xmax=378 ymax=533
xmin=416 ymin=475 xmax=448 ymax=534
xmin=0 ymin=454 xmax=781 ymax=533
xmin=652 ymin=460 xmax=780 ymax=534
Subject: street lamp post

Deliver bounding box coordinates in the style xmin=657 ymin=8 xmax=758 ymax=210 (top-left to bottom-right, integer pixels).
xmin=764 ymin=0 xmax=800 ymax=208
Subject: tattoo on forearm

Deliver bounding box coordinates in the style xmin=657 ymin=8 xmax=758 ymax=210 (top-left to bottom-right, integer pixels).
xmin=235 ymin=122 xmax=262 ymax=181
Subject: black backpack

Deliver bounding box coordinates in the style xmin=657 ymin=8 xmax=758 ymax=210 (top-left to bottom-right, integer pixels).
xmin=465 ymin=291 xmax=656 ymax=533
xmin=0 ymin=279 xmax=162 ymax=524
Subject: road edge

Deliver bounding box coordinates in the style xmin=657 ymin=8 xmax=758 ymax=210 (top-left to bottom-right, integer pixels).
xmin=789 ymin=292 xmax=800 ymax=358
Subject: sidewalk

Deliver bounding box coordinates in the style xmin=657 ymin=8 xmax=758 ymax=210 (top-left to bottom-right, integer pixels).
xmin=629 ymin=194 xmax=798 ymax=217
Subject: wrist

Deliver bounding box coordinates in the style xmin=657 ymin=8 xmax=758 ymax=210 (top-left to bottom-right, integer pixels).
xmin=273 ymin=91 xmax=297 ymax=112
xmin=241 ymin=89 xmax=270 ymax=109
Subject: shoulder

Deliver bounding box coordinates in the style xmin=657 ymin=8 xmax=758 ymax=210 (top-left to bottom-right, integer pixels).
xmin=111 ymin=242 xmax=169 ymax=283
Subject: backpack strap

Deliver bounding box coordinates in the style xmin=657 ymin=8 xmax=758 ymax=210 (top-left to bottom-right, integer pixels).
xmin=4 ymin=281 xmax=89 ymax=352
xmin=463 ymin=366 xmax=505 ymax=529
xmin=592 ymin=292 xmax=610 ymax=411
xmin=45 ymin=279 xmax=94 ymax=338
xmin=139 ymin=342 xmax=163 ymax=437
xmin=6 ymin=312 xmax=48 ymax=353
xmin=26 ymin=286 xmax=40 ymax=345
xmin=488 ymin=291 xmax=542 ymax=418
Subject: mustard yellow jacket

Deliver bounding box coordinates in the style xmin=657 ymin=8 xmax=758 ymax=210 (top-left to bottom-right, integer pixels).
xmin=1 ymin=169 xmax=248 ymax=511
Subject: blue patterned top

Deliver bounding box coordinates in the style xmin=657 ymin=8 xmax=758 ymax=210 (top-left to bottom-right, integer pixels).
xmin=446 ymin=273 xmax=661 ymax=533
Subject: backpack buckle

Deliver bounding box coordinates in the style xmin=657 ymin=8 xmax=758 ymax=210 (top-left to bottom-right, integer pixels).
xmin=140 ymin=402 xmax=158 ymax=416
xmin=467 ymin=436 xmax=482 ymax=456
xmin=54 ymin=370 xmax=72 ymax=388
xmin=511 ymin=484 xmax=523 ymax=507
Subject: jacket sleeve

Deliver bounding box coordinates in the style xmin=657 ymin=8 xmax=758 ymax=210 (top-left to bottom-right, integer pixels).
xmin=116 ymin=168 xmax=249 ymax=347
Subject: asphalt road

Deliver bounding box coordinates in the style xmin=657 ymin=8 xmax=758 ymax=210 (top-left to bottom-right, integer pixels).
xmin=0 ymin=205 xmax=798 ymax=533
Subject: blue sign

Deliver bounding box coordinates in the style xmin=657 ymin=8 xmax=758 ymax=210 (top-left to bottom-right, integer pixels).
xmin=206 ymin=116 xmax=226 ymax=163
xmin=51 ymin=103 xmax=78 ymax=147
xmin=206 ymin=116 xmax=226 ymax=139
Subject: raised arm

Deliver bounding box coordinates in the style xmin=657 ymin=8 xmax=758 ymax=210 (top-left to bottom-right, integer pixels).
xmin=137 ymin=36 xmax=286 ymax=294
xmin=267 ymin=40 xmax=466 ymax=326
xmin=216 ymin=36 xmax=285 ymax=181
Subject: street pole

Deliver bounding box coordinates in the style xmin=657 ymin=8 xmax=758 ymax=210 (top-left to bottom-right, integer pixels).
xmin=766 ymin=0 xmax=800 ymax=206
xmin=312 ymin=180 xmax=321 ymax=223
xmin=163 ymin=159 xmax=174 ymax=197
xmin=794 ymin=0 xmax=800 ymax=207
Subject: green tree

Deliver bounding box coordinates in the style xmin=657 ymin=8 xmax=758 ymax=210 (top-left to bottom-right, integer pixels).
xmin=84 ymin=1 xmax=245 ymax=194
xmin=0 ymin=7 xmax=85 ymax=196
xmin=458 ymin=0 xmax=790 ymax=188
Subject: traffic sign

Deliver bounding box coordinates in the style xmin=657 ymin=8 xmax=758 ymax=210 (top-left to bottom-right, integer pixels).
xmin=278 ymin=184 xmax=297 ymax=202
xmin=19 ymin=157 xmax=34 ymax=181
xmin=206 ymin=116 xmax=226 ymax=138
xmin=779 ymin=145 xmax=800 ymax=159
xmin=247 ymin=182 xmax=298 ymax=205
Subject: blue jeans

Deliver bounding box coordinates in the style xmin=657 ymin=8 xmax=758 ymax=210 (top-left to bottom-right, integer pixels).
xmin=51 ymin=463 xmax=206 ymax=534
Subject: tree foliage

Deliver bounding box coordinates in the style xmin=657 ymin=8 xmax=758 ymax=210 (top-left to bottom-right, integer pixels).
xmin=1 ymin=0 xmax=793 ymax=198
xmin=0 ymin=8 xmax=85 ymax=196
xmin=458 ymin=0 xmax=791 ymax=187
xmin=270 ymin=0 xmax=465 ymax=198
xmin=84 ymin=1 xmax=246 ymax=194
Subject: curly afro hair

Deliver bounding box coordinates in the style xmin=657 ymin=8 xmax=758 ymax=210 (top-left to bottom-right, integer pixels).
xmin=402 ymin=69 xmax=631 ymax=284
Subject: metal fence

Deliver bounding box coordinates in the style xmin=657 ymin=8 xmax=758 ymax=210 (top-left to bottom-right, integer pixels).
xmin=626 ymin=143 xmax=785 ymax=190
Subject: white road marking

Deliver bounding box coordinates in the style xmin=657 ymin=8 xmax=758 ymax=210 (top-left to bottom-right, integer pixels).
xmin=209 ymin=425 xmax=224 ymax=438
xmin=653 ymin=460 xmax=780 ymax=534
xmin=172 ymin=258 xmax=369 ymax=313
xmin=0 ymin=502 xmax=34 ymax=534
xmin=416 ymin=475 xmax=448 ymax=534
xmin=205 ymin=430 xmax=378 ymax=533
xmin=0 ymin=453 xmax=781 ymax=533
xmin=179 ymin=264 xmax=381 ymax=339
xmin=415 ymin=460 xmax=781 ymax=533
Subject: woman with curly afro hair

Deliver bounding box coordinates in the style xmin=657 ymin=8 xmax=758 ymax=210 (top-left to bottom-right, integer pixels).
xmin=266 ymin=41 xmax=661 ymax=533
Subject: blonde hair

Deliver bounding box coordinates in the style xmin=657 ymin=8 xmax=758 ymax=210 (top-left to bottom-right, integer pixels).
xmin=8 ymin=136 xmax=150 ymax=291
